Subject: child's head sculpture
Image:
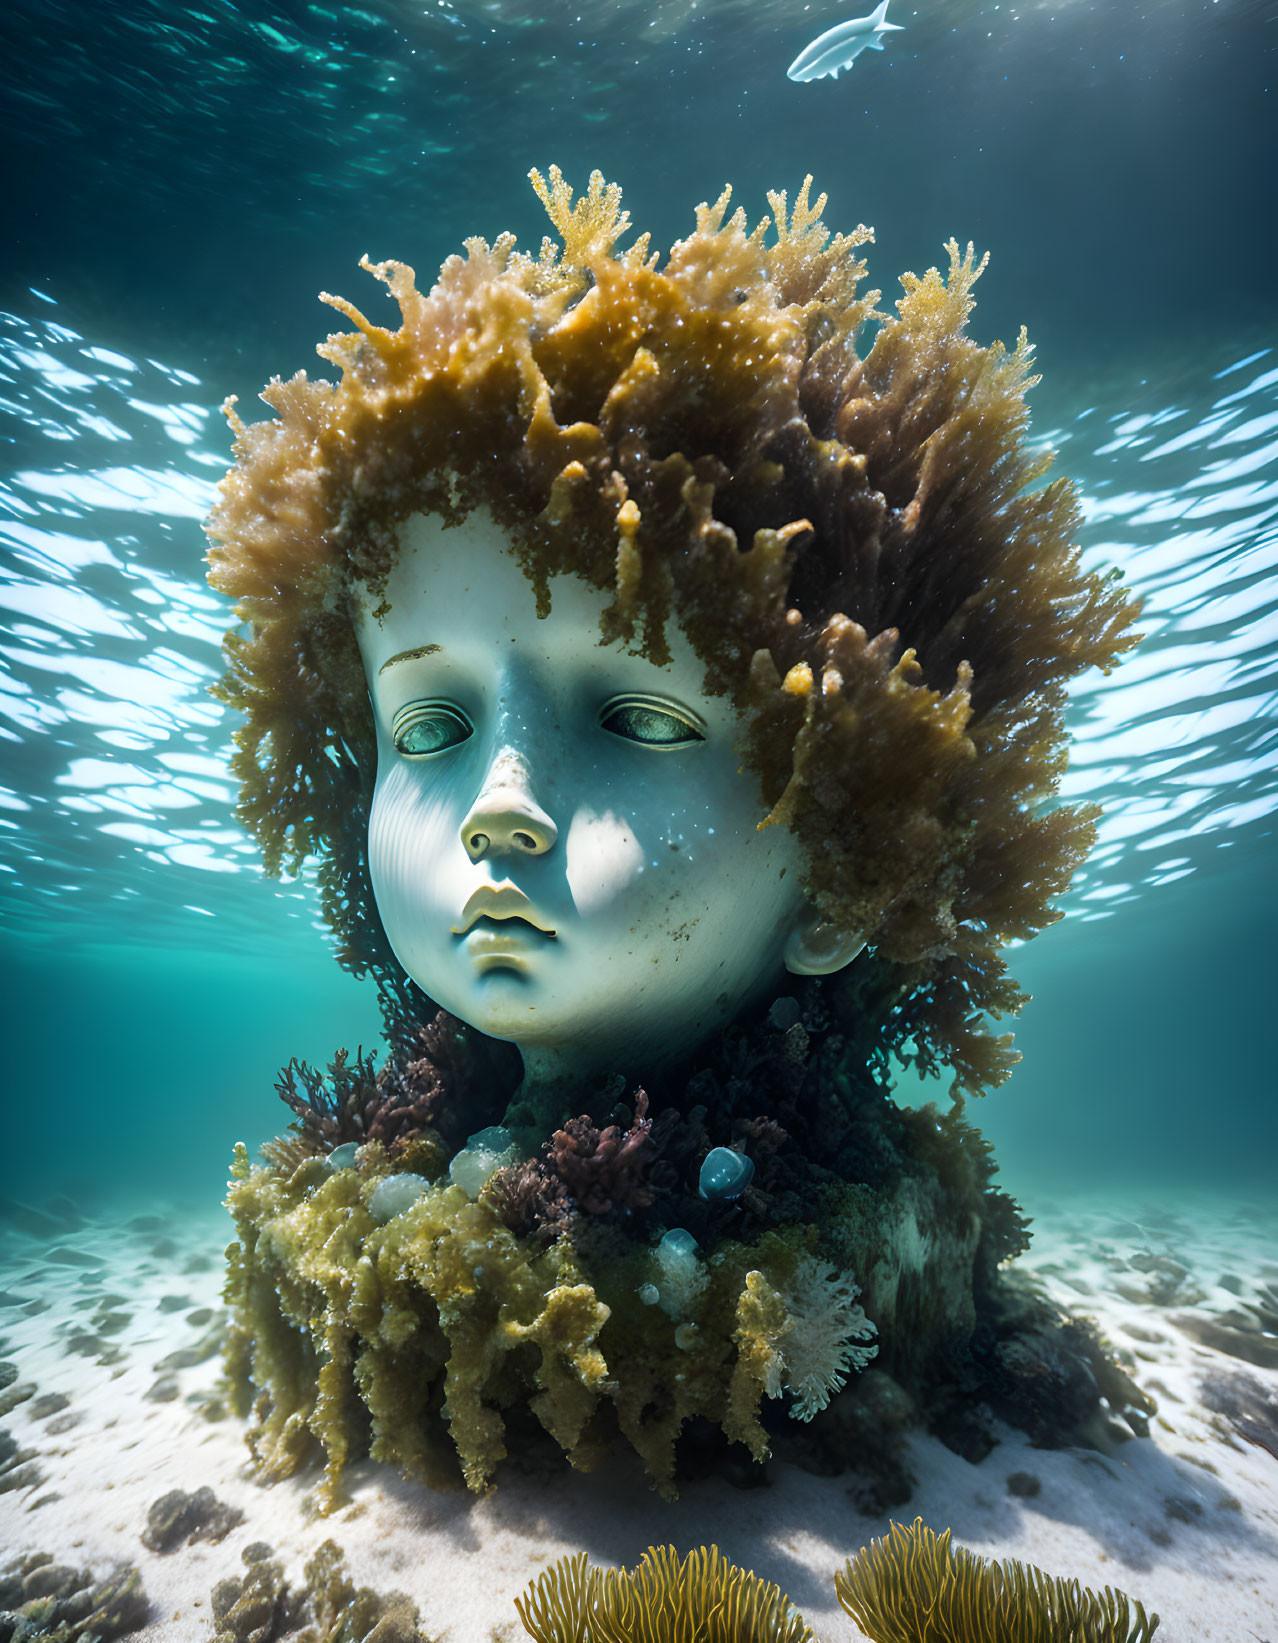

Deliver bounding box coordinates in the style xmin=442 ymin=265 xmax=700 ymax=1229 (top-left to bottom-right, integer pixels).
xmin=207 ymin=167 xmax=1139 ymax=1110
xmin=353 ymin=505 xmax=858 ymax=1092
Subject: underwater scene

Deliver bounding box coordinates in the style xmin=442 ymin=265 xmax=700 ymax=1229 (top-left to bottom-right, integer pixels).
xmin=1 ymin=0 xmax=1276 ymax=1638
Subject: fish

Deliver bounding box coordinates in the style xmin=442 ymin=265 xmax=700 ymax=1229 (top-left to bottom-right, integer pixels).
xmin=786 ymin=0 xmax=905 ymax=83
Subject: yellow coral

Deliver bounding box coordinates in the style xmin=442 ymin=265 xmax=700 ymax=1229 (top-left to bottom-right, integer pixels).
xmin=224 ymin=1142 xmax=1019 ymax=1505
xmin=225 ymin=1154 xmax=783 ymax=1502
xmin=513 ymin=1529 xmax=1159 ymax=1643
xmin=836 ymin=1518 xmax=1160 ymax=1643
xmin=725 ymin=1268 xmax=788 ymax=1459
xmin=515 ymin=1545 xmax=813 ymax=1643
xmin=521 ymin=165 xmax=652 ymax=301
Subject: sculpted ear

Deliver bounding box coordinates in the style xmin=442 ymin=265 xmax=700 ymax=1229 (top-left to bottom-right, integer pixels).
xmin=782 ymin=912 xmax=865 ymax=977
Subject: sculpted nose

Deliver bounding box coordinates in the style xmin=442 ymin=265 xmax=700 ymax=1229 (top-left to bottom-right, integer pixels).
xmin=461 ymin=749 xmax=558 ymax=862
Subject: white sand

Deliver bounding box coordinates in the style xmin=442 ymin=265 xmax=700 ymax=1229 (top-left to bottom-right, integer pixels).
xmin=1 ymin=1187 xmax=1275 ymax=1641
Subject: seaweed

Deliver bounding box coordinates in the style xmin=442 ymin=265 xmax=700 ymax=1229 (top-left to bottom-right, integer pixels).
xmin=228 ymin=1122 xmax=965 ymax=1500
xmin=515 ymin=1545 xmax=812 ymax=1643
xmin=225 ymin=1064 xmax=1135 ymax=1505
xmin=835 ymin=1517 xmax=1160 ymax=1642
xmin=225 ymin=1141 xmax=795 ymax=1501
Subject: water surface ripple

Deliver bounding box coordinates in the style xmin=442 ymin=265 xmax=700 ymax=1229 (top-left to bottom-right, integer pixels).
xmin=1 ymin=305 xmax=1274 ymax=953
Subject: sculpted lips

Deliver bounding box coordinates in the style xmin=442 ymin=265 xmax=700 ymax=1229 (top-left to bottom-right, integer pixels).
xmin=450 ymin=884 xmax=557 ymax=938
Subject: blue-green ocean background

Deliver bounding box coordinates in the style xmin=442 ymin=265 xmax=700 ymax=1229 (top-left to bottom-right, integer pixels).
xmin=0 ymin=0 xmax=1274 ymax=1215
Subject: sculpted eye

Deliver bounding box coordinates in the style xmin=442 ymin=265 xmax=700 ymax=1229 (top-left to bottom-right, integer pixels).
xmin=599 ymin=695 xmax=705 ymax=749
xmin=392 ymin=701 xmax=473 ymax=758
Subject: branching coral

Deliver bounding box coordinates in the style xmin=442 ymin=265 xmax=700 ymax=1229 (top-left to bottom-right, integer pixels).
xmin=521 ymin=165 xmax=653 ymax=301
xmin=724 ymin=1252 xmax=878 ymax=1438
xmin=261 ymin=1010 xmax=489 ymax=1168
xmin=226 ymin=1141 xmax=754 ymax=1499
xmin=547 ymin=1095 xmax=655 ymax=1215
xmin=487 ymin=1094 xmax=656 ymax=1235
xmin=206 ymin=166 xmax=1141 ymax=1097
xmin=771 ymin=1254 xmax=879 ymax=1420
xmin=204 ymin=160 xmax=1151 ymax=1529
xmin=515 ymin=1545 xmax=813 ymax=1643
xmin=226 ymin=1054 xmax=1135 ymax=1502
xmin=365 ymin=1010 xmax=500 ymax=1152
xmin=835 ymin=1517 xmax=1160 ymax=1643
xmin=481 ymin=1155 xmax=573 ymax=1241
xmin=271 ymin=1047 xmax=379 ymax=1155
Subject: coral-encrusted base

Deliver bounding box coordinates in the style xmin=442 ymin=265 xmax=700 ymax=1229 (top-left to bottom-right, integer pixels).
xmin=223 ymin=1105 xmax=1151 ymax=1510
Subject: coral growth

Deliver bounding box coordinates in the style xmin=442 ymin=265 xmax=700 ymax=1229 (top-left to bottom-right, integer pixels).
xmin=469 ymin=977 xmax=1035 ymax=1254
xmin=836 ymin=1516 xmax=1160 ymax=1642
xmin=0 ymin=1553 xmax=148 ymax=1641
xmin=767 ymin=1255 xmax=878 ymax=1420
xmin=140 ymin=1486 xmax=242 ymax=1552
xmin=268 ymin=1048 xmax=380 ymax=1157
xmin=223 ymin=1046 xmax=1140 ymax=1505
xmin=513 ymin=1528 xmax=1160 ymax=1643
xmin=1200 ymin=1368 xmax=1278 ymax=1458
xmin=207 ymin=166 xmax=1141 ymax=1097
xmin=515 ymin=1545 xmax=812 ymax=1643
xmin=481 ymin=1156 xmax=572 ymax=1241
xmin=210 ymin=1539 xmax=436 ymax=1643
xmin=487 ymin=1094 xmax=655 ymax=1235
xmin=546 ymin=1095 xmax=655 ymax=1216
xmin=210 ymin=164 xmax=1150 ymax=1507
xmin=225 ymin=1134 xmax=880 ymax=1501
xmin=261 ymin=1011 xmax=488 ymax=1169
xmin=0 ymin=1429 xmax=40 ymax=1496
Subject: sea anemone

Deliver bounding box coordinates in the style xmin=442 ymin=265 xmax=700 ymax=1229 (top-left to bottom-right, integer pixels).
xmin=515 ymin=1545 xmax=812 ymax=1643
xmin=836 ymin=1517 xmax=1160 ymax=1643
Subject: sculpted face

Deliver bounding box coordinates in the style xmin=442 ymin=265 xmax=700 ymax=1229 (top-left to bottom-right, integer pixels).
xmin=354 ymin=510 xmax=858 ymax=1088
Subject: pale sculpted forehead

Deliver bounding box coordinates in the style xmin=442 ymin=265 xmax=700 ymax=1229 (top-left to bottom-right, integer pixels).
xmin=354 ymin=509 xmax=739 ymax=762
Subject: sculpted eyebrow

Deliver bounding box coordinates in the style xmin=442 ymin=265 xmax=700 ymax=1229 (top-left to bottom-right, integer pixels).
xmin=379 ymin=643 xmax=443 ymax=676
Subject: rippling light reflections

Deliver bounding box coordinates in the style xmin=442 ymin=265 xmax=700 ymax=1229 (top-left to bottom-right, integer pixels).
xmin=1 ymin=304 xmax=1274 ymax=951
xmin=1052 ymin=348 xmax=1278 ymax=920
xmin=0 ymin=303 xmax=317 ymax=949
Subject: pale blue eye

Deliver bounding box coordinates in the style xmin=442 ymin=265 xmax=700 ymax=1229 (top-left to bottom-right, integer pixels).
xmin=392 ymin=702 xmax=472 ymax=758
xmin=599 ymin=697 xmax=704 ymax=749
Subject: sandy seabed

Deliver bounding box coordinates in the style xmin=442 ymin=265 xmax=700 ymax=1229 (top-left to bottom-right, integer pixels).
xmin=1 ymin=1183 xmax=1275 ymax=1642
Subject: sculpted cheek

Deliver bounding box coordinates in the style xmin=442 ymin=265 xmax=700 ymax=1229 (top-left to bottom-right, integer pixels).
xmin=564 ymin=807 xmax=645 ymax=917
xmin=369 ymin=770 xmax=458 ymax=910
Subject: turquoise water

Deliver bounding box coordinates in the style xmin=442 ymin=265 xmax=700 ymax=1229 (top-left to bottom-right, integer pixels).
xmin=1 ymin=0 xmax=1275 ymax=1210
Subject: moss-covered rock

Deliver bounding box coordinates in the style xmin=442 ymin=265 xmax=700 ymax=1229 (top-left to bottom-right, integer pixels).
xmin=0 ymin=1554 xmax=148 ymax=1642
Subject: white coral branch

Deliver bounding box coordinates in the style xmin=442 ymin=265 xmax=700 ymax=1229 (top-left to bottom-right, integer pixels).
xmin=777 ymin=1255 xmax=878 ymax=1422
